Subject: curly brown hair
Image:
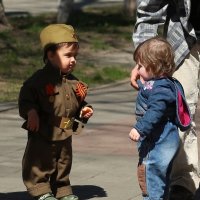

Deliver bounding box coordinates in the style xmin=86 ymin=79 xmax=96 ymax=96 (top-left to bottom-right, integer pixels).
xmin=134 ymin=36 xmax=176 ymax=77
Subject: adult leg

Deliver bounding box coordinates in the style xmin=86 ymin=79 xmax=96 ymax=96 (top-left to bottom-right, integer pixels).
xmin=170 ymin=42 xmax=200 ymax=198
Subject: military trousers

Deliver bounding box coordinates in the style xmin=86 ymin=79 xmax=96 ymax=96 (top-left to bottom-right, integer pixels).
xmin=171 ymin=41 xmax=200 ymax=194
xmin=22 ymin=134 xmax=73 ymax=198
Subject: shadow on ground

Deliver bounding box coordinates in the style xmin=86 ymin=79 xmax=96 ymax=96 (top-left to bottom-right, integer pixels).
xmin=73 ymin=185 xmax=107 ymax=200
xmin=0 ymin=192 xmax=32 ymax=200
xmin=0 ymin=185 xmax=107 ymax=200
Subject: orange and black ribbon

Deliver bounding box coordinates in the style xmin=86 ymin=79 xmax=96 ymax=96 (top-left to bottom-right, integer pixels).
xmin=75 ymin=82 xmax=87 ymax=101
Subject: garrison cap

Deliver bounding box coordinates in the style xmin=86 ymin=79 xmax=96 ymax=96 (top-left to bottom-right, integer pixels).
xmin=40 ymin=24 xmax=78 ymax=49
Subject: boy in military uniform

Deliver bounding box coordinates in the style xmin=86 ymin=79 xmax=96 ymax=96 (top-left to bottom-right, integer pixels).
xmin=18 ymin=24 xmax=93 ymax=200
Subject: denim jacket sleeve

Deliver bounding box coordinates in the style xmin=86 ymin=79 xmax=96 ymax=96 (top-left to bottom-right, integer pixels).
xmin=134 ymin=82 xmax=176 ymax=136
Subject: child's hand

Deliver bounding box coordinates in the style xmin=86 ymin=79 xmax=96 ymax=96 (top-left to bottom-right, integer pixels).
xmin=80 ymin=107 xmax=93 ymax=119
xmin=27 ymin=109 xmax=39 ymax=132
xmin=129 ymin=128 xmax=140 ymax=142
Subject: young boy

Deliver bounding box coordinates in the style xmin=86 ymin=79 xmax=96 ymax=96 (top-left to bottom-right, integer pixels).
xmin=18 ymin=24 xmax=93 ymax=200
xmin=129 ymin=37 xmax=191 ymax=200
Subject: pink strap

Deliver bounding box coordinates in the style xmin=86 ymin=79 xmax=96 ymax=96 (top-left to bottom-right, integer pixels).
xmin=177 ymin=91 xmax=191 ymax=126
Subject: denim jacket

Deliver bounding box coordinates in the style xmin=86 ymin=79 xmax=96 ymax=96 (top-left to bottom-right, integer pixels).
xmin=134 ymin=77 xmax=191 ymax=137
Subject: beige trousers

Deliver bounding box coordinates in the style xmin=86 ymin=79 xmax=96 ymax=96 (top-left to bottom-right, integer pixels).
xmin=171 ymin=41 xmax=200 ymax=194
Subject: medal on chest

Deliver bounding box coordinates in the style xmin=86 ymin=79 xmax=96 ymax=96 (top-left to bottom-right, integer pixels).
xmin=45 ymin=83 xmax=58 ymax=103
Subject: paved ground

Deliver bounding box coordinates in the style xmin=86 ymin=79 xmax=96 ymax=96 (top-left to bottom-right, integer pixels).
xmin=0 ymin=80 xmax=143 ymax=200
xmin=1 ymin=79 xmax=200 ymax=200
xmin=1 ymin=1 xmax=140 ymax=199
xmin=4 ymin=0 xmax=124 ymax=15
xmin=1 ymin=1 xmax=200 ymax=200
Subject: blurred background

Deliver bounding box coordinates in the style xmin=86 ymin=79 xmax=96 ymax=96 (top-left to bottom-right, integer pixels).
xmin=0 ymin=0 xmax=136 ymax=102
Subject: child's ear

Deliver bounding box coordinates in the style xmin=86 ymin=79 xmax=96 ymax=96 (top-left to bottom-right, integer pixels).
xmin=47 ymin=51 xmax=54 ymax=61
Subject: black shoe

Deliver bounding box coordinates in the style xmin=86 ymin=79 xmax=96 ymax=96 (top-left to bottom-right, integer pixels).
xmin=169 ymin=185 xmax=194 ymax=200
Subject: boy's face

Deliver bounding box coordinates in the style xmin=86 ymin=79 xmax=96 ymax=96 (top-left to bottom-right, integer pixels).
xmin=48 ymin=43 xmax=78 ymax=74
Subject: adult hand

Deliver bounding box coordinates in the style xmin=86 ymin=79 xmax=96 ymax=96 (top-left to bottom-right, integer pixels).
xmin=130 ymin=66 xmax=140 ymax=90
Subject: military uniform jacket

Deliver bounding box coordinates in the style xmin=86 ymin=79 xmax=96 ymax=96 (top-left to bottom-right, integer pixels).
xmin=18 ymin=64 xmax=89 ymax=141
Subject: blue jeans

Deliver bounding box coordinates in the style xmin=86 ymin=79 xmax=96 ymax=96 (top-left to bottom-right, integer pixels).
xmin=137 ymin=122 xmax=180 ymax=200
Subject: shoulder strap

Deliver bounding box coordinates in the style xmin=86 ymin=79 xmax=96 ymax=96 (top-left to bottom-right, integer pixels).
xmin=190 ymin=0 xmax=200 ymax=31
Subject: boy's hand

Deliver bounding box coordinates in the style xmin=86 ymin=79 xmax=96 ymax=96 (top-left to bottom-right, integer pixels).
xmin=80 ymin=107 xmax=93 ymax=119
xmin=27 ymin=109 xmax=39 ymax=132
xmin=129 ymin=128 xmax=140 ymax=142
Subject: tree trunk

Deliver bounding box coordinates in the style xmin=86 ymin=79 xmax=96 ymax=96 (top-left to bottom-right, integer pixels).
xmin=57 ymin=0 xmax=74 ymax=23
xmin=123 ymin=0 xmax=136 ymax=17
xmin=0 ymin=0 xmax=12 ymax=31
